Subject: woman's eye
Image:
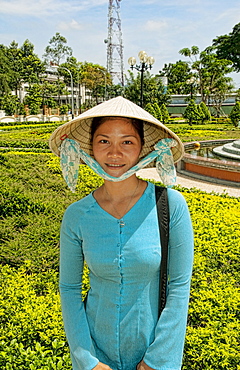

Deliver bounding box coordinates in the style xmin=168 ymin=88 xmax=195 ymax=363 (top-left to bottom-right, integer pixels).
xmin=99 ymin=139 xmax=109 ymax=144
xmin=123 ymin=140 xmax=132 ymax=145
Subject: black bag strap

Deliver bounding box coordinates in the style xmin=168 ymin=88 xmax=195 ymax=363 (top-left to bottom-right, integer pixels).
xmin=155 ymin=185 xmax=169 ymax=317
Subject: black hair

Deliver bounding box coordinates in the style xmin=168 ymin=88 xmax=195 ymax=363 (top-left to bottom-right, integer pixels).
xmin=90 ymin=116 xmax=145 ymax=146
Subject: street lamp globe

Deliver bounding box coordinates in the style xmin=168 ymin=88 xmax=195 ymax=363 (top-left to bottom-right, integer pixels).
xmin=128 ymin=50 xmax=155 ymax=107
xmin=128 ymin=57 xmax=136 ymax=67
xmin=138 ymin=51 xmax=148 ymax=63
xmin=147 ymin=56 xmax=155 ymax=66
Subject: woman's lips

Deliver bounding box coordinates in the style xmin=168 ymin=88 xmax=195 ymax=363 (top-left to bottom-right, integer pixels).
xmin=105 ymin=163 xmax=125 ymax=168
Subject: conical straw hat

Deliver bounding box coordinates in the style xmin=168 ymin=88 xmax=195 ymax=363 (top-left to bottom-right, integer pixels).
xmin=49 ymin=96 xmax=184 ymax=164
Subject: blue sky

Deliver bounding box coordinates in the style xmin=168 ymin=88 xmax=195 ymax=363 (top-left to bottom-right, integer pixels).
xmin=0 ymin=0 xmax=240 ymax=87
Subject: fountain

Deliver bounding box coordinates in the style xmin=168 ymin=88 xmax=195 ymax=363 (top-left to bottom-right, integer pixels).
xmin=213 ymin=140 xmax=240 ymax=161
xmin=176 ymin=140 xmax=240 ymax=186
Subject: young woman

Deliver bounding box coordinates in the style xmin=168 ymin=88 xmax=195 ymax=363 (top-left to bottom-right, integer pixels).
xmin=49 ymin=97 xmax=194 ymax=370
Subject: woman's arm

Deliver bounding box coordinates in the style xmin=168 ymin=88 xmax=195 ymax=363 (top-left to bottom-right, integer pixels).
xmin=92 ymin=362 xmax=113 ymax=370
xmin=143 ymin=189 xmax=194 ymax=370
xmin=59 ymin=205 xmax=99 ymax=370
xmin=137 ymin=360 xmax=155 ymax=370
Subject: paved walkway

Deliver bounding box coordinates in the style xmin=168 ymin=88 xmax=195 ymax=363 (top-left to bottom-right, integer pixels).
xmin=137 ymin=168 xmax=239 ymax=197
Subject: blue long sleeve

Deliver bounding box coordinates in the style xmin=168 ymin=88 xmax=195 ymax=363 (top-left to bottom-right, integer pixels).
xmin=60 ymin=212 xmax=99 ymax=370
xmin=59 ymin=182 xmax=194 ymax=370
xmin=143 ymin=189 xmax=194 ymax=369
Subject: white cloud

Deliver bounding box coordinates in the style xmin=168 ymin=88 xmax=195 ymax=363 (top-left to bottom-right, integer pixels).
xmin=0 ymin=0 xmax=61 ymax=16
xmin=214 ymin=7 xmax=240 ymax=26
xmin=58 ymin=19 xmax=84 ymax=31
xmin=1 ymin=0 xmax=240 ymax=87
xmin=0 ymin=0 xmax=108 ymax=17
xmin=144 ymin=20 xmax=168 ymax=32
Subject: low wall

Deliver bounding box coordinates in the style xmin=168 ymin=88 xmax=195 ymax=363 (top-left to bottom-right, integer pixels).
xmin=177 ymin=140 xmax=240 ymax=185
xmin=0 ymin=115 xmax=71 ymax=123
xmin=0 ymin=116 xmax=16 ymax=123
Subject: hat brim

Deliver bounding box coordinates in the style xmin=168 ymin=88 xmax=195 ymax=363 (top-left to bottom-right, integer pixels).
xmin=49 ymin=97 xmax=184 ymax=165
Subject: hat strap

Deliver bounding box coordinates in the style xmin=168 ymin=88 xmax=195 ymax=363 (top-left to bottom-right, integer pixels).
xmin=60 ymin=138 xmax=177 ymax=192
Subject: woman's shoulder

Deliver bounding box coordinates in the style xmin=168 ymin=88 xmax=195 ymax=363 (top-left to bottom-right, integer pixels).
xmin=166 ymin=187 xmax=190 ymax=220
xmin=167 ymin=187 xmax=186 ymax=203
xmin=63 ymin=192 xmax=95 ymax=218
xmin=146 ymin=182 xmax=188 ymax=212
xmin=151 ymin=183 xmax=185 ymax=202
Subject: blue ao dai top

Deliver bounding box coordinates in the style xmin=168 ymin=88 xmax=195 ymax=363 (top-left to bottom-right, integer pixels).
xmin=59 ymin=182 xmax=194 ymax=370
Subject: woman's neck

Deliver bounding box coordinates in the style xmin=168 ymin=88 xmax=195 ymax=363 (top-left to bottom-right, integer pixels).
xmin=94 ymin=176 xmax=147 ymax=219
xmin=103 ymin=175 xmax=141 ymax=201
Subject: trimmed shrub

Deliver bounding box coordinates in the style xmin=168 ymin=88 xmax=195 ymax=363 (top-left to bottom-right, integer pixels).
xmin=229 ymin=101 xmax=240 ymax=127
xmin=0 ymin=263 xmax=72 ymax=369
xmin=0 ymin=132 xmax=239 ymax=369
xmin=160 ymin=103 xmax=170 ymax=124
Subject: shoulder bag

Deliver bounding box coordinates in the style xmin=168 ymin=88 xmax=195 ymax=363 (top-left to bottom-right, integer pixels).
xmin=155 ymin=185 xmax=169 ymax=317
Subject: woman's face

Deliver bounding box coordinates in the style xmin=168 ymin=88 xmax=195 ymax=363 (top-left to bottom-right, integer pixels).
xmin=92 ymin=117 xmax=142 ymax=177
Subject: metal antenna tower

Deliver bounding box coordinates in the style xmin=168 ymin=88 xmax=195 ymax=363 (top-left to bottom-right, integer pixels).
xmin=105 ymin=0 xmax=124 ymax=86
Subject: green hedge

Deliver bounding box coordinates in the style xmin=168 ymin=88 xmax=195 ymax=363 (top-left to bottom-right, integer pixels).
xmin=0 ymin=263 xmax=71 ymax=370
xmin=0 ymin=123 xmax=239 ymax=151
xmin=181 ymin=190 xmax=239 ymax=369
xmin=0 ymin=152 xmax=239 ymax=369
xmin=166 ymin=123 xmax=239 ymax=142
xmin=0 ymin=121 xmax=64 ymax=127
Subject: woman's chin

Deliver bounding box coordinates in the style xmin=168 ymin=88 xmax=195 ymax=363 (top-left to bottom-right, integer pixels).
xmin=104 ymin=165 xmax=127 ymax=177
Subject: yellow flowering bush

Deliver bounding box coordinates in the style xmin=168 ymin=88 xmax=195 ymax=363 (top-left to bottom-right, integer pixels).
xmin=179 ymin=190 xmax=240 ymax=370
xmin=0 ymin=145 xmax=239 ymax=369
xmin=0 ymin=263 xmax=72 ymax=369
xmin=0 ymin=121 xmax=239 ymax=150
xmin=0 ymin=123 xmax=60 ymax=131
xmin=167 ymin=123 xmax=239 ymax=142
xmin=0 ymin=125 xmax=57 ymax=150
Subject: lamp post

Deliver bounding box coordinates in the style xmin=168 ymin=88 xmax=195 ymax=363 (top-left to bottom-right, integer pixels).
xmin=96 ymin=68 xmax=107 ymax=101
xmin=186 ymin=76 xmax=199 ymax=100
xmin=75 ymin=68 xmax=82 ymax=115
xmin=61 ymin=67 xmax=74 ymax=119
xmin=51 ymin=64 xmax=74 ymax=119
xmin=128 ymin=51 xmax=155 ymax=107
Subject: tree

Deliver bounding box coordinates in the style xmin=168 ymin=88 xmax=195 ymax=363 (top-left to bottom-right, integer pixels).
xmin=0 ymin=46 xmax=11 ymax=96
xmin=210 ymin=75 xmax=234 ymax=117
xmin=179 ymin=46 xmax=200 ymax=61
xmin=144 ymin=103 xmax=163 ymax=121
xmin=235 ymin=89 xmax=240 ymax=102
xmin=4 ymin=41 xmax=23 ymax=96
xmin=199 ymin=102 xmax=211 ymax=123
xmin=183 ymin=99 xmax=200 ymax=125
xmin=107 ymin=84 xmax=124 ymax=99
xmin=1 ymin=93 xmax=19 ymax=115
xmin=79 ymin=62 xmax=111 ymax=105
xmin=229 ymin=102 xmax=240 ymax=127
xmin=153 ymin=103 xmax=162 ymax=121
xmin=196 ymin=104 xmax=204 ymax=124
xmin=20 ymin=40 xmax=45 ymax=86
xmin=213 ymin=23 xmax=240 ymax=72
xmin=124 ymin=70 xmax=171 ymax=108
xmin=2 ymin=40 xmax=44 ymax=98
xmin=158 ymin=61 xmax=191 ymax=94
xmin=59 ymin=56 xmax=81 ymax=86
xmin=179 ymin=45 xmax=234 ymax=108
xmin=59 ymin=104 xmax=69 ymax=115
xmin=41 ymin=81 xmax=58 ymax=110
xmin=160 ymin=104 xmax=170 ymax=124
xmin=18 ymin=103 xmax=26 ymax=116
xmin=54 ymin=57 xmax=78 ymax=107
xmin=24 ymin=84 xmax=42 ymax=114
xmin=145 ymin=103 xmax=157 ymax=118
xmin=43 ymin=33 xmax=73 ymax=66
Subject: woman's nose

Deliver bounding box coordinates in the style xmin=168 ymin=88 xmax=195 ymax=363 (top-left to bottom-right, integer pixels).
xmin=108 ymin=145 xmax=122 ymax=158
